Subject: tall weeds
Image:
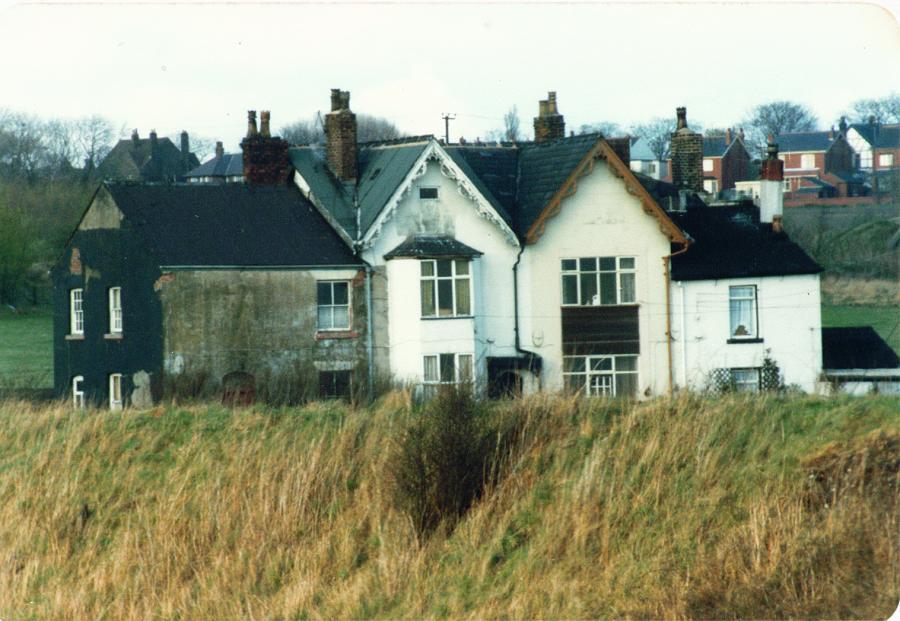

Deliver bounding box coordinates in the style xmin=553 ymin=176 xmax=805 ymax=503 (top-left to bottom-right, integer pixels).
xmin=0 ymin=393 xmax=895 ymax=620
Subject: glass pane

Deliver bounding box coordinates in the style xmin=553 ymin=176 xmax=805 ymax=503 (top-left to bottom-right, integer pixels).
xmin=421 ymin=281 xmax=435 ymax=316
xmin=564 ymin=374 xmax=585 ymax=394
xmin=458 ymin=355 xmax=473 ymax=382
xmin=590 ymin=375 xmax=613 ymax=396
xmin=590 ymin=357 xmax=613 ymax=371
xmin=600 ymin=272 xmax=617 ymax=305
xmin=562 ymin=274 xmax=578 ymax=304
xmin=561 ymin=259 xmax=577 ymax=271
xmin=599 ymin=257 xmax=616 ymax=271
xmin=455 ymin=278 xmax=471 ymax=315
xmin=730 ymin=286 xmax=754 ymax=299
xmin=421 ymin=261 xmax=434 ymax=277
xmin=615 ymin=373 xmax=638 ymax=397
xmin=579 ymin=257 xmax=597 ymax=271
xmin=616 ymin=356 xmax=638 ymax=371
xmin=317 ymin=282 xmax=332 ymax=305
xmin=423 ymin=356 xmax=438 ymax=381
xmin=317 ymin=307 xmax=332 ymax=329
xmin=563 ymin=357 xmax=585 ymax=373
xmin=437 ymin=259 xmax=452 ymax=277
xmin=730 ymin=299 xmax=754 ymax=336
xmin=440 ymin=354 xmax=455 ymax=382
xmin=438 ymin=280 xmax=454 ymax=315
xmin=454 ymin=260 xmax=469 ymax=275
xmin=619 ymin=257 xmax=635 ymax=269
xmin=332 ymin=282 xmax=348 ymax=305
xmin=332 ymin=307 xmax=349 ymax=329
xmin=620 ymin=273 xmax=636 ymax=303
xmin=580 ymin=273 xmax=597 ymax=305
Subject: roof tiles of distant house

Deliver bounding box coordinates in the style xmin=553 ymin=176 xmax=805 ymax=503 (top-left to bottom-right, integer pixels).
xmin=849 ymin=123 xmax=900 ymax=149
xmin=185 ymin=153 xmax=244 ymax=179
xmin=702 ymin=136 xmax=730 ymax=157
xmin=822 ymin=327 xmax=899 ymax=369
xmin=775 ymin=131 xmax=836 ymax=153
xmin=105 ymin=183 xmax=360 ymax=267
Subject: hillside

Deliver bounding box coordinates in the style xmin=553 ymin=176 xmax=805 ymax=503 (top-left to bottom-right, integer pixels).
xmin=0 ymin=394 xmax=897 ymax=620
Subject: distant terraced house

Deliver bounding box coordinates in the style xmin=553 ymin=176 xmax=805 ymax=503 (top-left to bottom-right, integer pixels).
xmin=57 ymin=89 xmax=893 ymax=408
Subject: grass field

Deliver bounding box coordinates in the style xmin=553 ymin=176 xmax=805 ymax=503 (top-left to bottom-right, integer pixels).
xmin=0 ymin=306 xmax=52 ymax=389
xmin=822 ymin=305 xmax=900 ymax=354
xmin=0 ymin=393 xmax=896 ymax=620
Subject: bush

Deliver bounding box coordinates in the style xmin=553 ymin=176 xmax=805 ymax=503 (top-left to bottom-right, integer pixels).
xmin=388 ymin=387 xmax=494 ymax=539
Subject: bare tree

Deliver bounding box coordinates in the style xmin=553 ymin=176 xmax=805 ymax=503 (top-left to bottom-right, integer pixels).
xmin=281 ymin=113 xmax=402 ymax=145
xmin=630 ymin=117 xmax=676 ymax=161
xmin=743 ymin=100 xmax=818 ymax=156
xmin=75 ymin=115 xmax=115 ymax=176
xmin=0 ymin=112 xmax=46 ymax=182
xmin=502 ymin=106 xmax=522 ymax=141
xmin=578 ymin=121 xmax=621 ymax=137
xmin=188 ymin=135 xmax=217 ymax=162
xmin=845 ymin=93 xmax=900 ymax=124
xmin=281 ymin=118 xmax=322 ymax=145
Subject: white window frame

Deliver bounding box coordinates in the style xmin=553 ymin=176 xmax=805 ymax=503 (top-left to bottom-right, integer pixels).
xmin=108 ymin=287 xmax=122 ymax=334
xmin=561 ymin=257 xmax=636 ymax=307
xmin=731 ymin=368 xmax=760 ymax=392
xmin=783 ymin=178 xmax=792 ymax=192
xmin=316 ymin=280 xmax=351 ymax=331
xmin=72 ymin=375 xmax=85 ymax=409
xmin=800 ymin=153 xmax=816 ymax=169
xmin=878 ymin=153 xmax=894 ymax=168
xmin=420 ymin=259 xmax=472 ymax=318
xmin=562 ymin=354 xmax=639 ymax=397
xmin=109 ymin=373 xmax=123 ymax=411
xmin=422 ymin=353 xmax=474 ymax=396
xmin=69 ymin=288 xmax=84 ymax=335
xmin=729 ymin=285 xmax=758 ymax=340
xmin=702 ymin=158 xmax=714 ymax=172
xmin=418 ymin=186 xmax=439 ymax=200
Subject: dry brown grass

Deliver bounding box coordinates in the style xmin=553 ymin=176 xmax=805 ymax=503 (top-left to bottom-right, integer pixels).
xmin=0 ymin=392 xmax=897 ymax=620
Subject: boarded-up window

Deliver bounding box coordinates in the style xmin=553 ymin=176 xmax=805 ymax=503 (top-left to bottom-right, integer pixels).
xmin=319 ymin=370 xmax=352 ymax=400
xmin=562 ymin=306 xmax=639 ymax=356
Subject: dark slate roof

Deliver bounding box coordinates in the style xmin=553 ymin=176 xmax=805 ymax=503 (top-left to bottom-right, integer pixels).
xmin=631 ymin=175 xmax=821 ymax=280
xmin=850 ymin=123 xmax=900 ymax=149
xmin=444 ymin=146 xmax=516 ymax=226
xmin=775 ymin=131 xmax=835 ymax=153
xmin=185 ymin=153 xmax=244 ymax=178
xmin=703 ymin=136 xmax=729 ymax=157
xmin=98 ymin=137 xmax=200 ymax=182
xmin=384 ymin=236 xmax=483 ymax=259
xmin=105 ymin=183 xmax=360 ymax=267
xmin=514 ymin=133 xmax=601 ymax=236
xmin=822 ymin=327 xmax=899 ymax=369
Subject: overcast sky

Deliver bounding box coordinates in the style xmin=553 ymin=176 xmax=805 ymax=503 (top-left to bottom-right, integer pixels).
xmin=1 ymin=1 xmax=898 ymax=156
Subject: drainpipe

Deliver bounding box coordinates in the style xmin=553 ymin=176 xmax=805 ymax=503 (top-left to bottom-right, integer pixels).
xmin=663 ymin=240 xmax=691 ymax=396
xmin=680 ymin=281 xmax=688 ymax=388
xmin=512 ymin=246 xmax=539 ymax=385
xmin=365 ymin=264 xmax=374 ymax=402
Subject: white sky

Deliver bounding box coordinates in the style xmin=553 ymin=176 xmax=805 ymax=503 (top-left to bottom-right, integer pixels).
xmin=1 ymin=1 xmax=898 ymax=155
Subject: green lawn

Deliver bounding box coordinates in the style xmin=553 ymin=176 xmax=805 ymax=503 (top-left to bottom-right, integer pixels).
xmin=821 ymin=305 xmax=899 ymax=355
xmin=0 ymin=307 xmax=53 ymax=389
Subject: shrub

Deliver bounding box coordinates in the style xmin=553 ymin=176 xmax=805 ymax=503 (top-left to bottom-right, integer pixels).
xmin=388 ymin=387 xmax=494 ymax=539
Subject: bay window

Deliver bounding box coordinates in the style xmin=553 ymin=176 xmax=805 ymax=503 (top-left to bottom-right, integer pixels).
xmin=420 ymin=259 xmax=471 ymax=317
xmin=561 ymin=257 xmax=636 ymax=306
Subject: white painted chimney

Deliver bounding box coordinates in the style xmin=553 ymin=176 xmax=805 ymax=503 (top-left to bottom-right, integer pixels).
xmin=759 ymin=135 xmax=784 ymax=229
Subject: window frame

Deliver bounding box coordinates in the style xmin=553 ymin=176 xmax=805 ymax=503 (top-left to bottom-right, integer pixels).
xmin=702 ymin=158 xmax=714 ymax=172
xmin=800 ymin=153 xmax=816 ymax=169
xmin=108 ymin=286 xmax=123 ymax=334
xmin=731 ymin=368 xmax=760 ymax=392
xmin=420 ymin=258 xmax=473 ymax=318
xmin=418 ymin=186 xmax=439 ymax=200
xmin=316 ymin=280 xmax=351 ymax=331
xmin=878 ymin=153 xmax=894 ymax=168
xmin=69 ymin=288 xmax=84 ymax=335
xmin=562 ymin=354 xmax=639 ymax=398
xmin=422 ymin=353 xmax=474 ymax=396
xmin=560 ymin=256 xmax=637 ymax=307
xmin=728 ymin=284 xmax=759 ymax=340
xmin=109 ymin=373 xmax=123 ymax=411
xmin=72 ymin=375 xmax=85 ymax=409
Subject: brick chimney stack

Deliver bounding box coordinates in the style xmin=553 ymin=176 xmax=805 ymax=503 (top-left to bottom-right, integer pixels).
xmin=180 ymin=131 xmax=190 ymax=155
xmin=759 ymin=134 xmax=784 ymax=227
xmin=325 ymin=89 xmax=358 ymax=182
xmin=725 ymin=128 xmax=732 ymax=144
xmin=241 ymin=109 xmax=291 ymax=185
xmin=215 ymin=141 xmax=224 ymax=160
xmin=131 ymin=129 xmax=140 ymax=148
xmin=533 ymin=91 xmax=565 ymax=143
xmin=670 ymin=107 xmax=703 ymax=192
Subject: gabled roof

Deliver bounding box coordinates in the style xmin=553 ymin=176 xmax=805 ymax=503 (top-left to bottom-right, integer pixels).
xmin=105 ymin=183 xmax=361 ymax=267
xmin=185 ymin=153 xmax=244 ymax=178
xmin=703 ymin=136 xmax=729 ymax=157
xmin=629 ymin=136 xmax=662 ymax=161
xmin=98 ymin=137 xmax=200 ymax=182
xmin=822 ymin=327 xmax=899 ymax=370
xmin=775 ymin=131 xmax=837 ymax=153
xmin=849 ymin=123 xmax=900 ymax=149
xmin=384 ymin=235 xmax=483 ymax=260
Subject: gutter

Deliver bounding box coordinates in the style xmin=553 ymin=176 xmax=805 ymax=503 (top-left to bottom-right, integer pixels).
xmin=663 ymin=239 xmax=691 ymax=397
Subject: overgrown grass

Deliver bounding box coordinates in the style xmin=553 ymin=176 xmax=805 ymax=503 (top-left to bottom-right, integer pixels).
xmin=0 ymin=306 xmax=52 ymax=390
xmin=0 ymin=393 xmax=896 ymax=620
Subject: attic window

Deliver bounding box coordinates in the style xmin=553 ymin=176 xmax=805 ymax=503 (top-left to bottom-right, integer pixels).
xmin=419 ymin=187 xmax=439 ymax=200
xmin=369 ymin=168 xmax=382 ymax=181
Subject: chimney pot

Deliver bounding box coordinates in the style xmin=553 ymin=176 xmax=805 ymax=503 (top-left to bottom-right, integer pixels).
xmin=149 ymin=129 xmax=158 ymax=144
xmin=246 ymin=111 xmax=258 ymax=138
xmin=131 ymin=129 xmax=139 ymax=147
xmin=260 ymin=111 xmax=271 ymax=138
xmin=670 ymin=107 xmax=702 ymax=192
xmin=534 ymin=91 xmax=565 ymax=143
xmin=725 ymin=128 xmax=732 ymax=144
xmin=868 ymin=115 xmax=876 ymax=125
xmin=676 ymin=107 xmax=687 ymax=130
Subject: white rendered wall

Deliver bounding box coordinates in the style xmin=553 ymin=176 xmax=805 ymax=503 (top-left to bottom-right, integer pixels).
xmin=519 ymin=163 xmax=673 ymax=396
xmin=361 ymin=157 xmax=521 ymax=386
xmin=670 ymin=274 xmax=822 ymax=392
xmin=845 ymin=129 xmax=871 ymax=169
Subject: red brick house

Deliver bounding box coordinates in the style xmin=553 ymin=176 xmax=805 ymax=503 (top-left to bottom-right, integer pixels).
xmin=699 ymin=129 xmax=751 ymax=194
xmin=775 ymin=129 xmax=855 ymax=194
